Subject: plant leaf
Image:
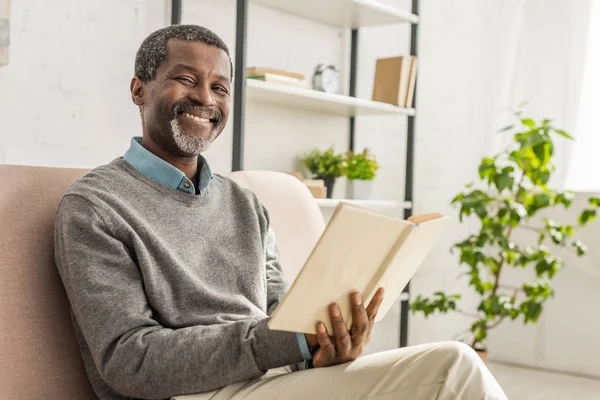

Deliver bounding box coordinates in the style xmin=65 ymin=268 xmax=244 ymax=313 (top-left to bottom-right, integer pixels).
xmin=588 ymin=197 xmax=600 ymax=207
xmin=521 ymin=118 xmax=536 ymax=128
xmin=579 ymin=209 xmax=597 ymax=226
xmin=554 ymin=129 xmax=574 ymax=140
xmin=573 ymin=240 xmax=588 ymax=256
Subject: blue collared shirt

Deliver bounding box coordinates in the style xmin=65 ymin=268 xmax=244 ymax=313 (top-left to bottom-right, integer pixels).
xmin=122 ymin=137 xmax=312 ymax=362
xmin=123 ymin=137 xmax=213 ymax=195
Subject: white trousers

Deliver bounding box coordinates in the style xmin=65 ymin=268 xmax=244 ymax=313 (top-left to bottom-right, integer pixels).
xmin=173 ymin=341 xmax=507 ymax=400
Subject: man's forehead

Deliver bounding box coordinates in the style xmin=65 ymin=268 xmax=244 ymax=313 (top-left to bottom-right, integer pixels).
xmin=164 ymin=39 xmax=230 ymax=70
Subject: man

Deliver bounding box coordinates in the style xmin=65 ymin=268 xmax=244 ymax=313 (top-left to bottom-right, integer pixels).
xmin=54 ymin=25 xmax=507 ymax=399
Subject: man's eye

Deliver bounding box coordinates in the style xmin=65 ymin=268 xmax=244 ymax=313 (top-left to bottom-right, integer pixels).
xmin=177 ymin=77 xmax=195 ymax=85
xmin=214 ymin=85 xmax=229 ymax=94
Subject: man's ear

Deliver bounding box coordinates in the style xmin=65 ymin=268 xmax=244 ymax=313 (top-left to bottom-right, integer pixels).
xmin=130 ymin=77 xmax=145 ymax=106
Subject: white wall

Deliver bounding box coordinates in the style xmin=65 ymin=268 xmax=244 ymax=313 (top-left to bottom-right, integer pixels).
xmin=0 ymin=0 xmax=168 ymax=168
xmin=488 ymin=195 xmax=600 ymax=378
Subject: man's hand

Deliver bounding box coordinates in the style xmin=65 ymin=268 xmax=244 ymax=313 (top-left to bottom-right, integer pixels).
xmin=305 ymin=287 xmax=384 ymax=368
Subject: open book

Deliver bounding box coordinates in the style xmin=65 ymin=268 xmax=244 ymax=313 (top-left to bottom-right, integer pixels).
xmin=268 ymin=203 xmax=451 ymax=334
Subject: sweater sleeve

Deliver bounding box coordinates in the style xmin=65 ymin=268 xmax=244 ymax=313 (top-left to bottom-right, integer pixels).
xmin=54 ymin=195 xmax=304 ymax=399
xmin=263 ymin=226 xmax=289 ymax=316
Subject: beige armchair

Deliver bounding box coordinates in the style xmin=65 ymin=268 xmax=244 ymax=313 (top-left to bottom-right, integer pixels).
xmin=0 ymin=165 xmax=324 ymax=399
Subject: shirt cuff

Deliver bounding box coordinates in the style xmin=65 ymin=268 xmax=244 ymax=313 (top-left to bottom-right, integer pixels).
xmin=296 ymin=332 xmax=312 ymax=361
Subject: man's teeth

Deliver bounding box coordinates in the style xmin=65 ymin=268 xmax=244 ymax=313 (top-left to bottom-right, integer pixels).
xmin=182 ymin=112 xmax=211 ymax=123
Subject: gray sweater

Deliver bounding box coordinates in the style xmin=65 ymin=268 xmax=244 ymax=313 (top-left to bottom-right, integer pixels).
xmin=54 ymin=158 xmax=304 ymax=399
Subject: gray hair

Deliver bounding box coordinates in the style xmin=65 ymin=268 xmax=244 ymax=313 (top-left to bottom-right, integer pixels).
xmin=134 ymin=25 xmax=232 ymax=83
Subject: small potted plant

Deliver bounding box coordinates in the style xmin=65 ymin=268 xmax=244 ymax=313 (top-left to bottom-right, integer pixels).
xmin=410 ymin=111 xmax=600 ymax=361
xmin=302 ymin=148 xmax=346 ymax=198
xmin=345 ymin=149 xmax=380 ymax=200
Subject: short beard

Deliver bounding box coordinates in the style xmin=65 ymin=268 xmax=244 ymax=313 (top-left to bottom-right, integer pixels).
xmin=169 ymin=118 xmax=218 ymax=157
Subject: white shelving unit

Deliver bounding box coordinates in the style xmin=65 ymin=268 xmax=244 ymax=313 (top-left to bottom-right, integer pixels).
xmin=246 ymin=79 xmax=415 ymax=117
xmin=250 ymin=0 xmax=419 ymax=28
xmin=231 ymin=0 xmax=419 ymax=347
xmin=315 ymin=198 xmax=412 ymax=209
xmin=241 ymin=0 xmax=417 ymax=218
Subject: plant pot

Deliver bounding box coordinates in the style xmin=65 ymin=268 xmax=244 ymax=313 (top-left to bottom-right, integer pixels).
xmin=348 ymin=179 xmax=373 ymax=200
xmin=317 ymin=176 xmax=336 ymax=199
xmin=475 ymin=348 xmax=488 ymax=364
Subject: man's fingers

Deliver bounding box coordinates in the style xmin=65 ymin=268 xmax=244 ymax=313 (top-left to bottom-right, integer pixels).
xmin=350 ymin=292 xmax=369 ymax=347
xmin=313 ymin=322 xmax=335 ymax=367
xmin=329 ymin=303 xmax=352 ymax=355
xmin=365 ymin=287 xmax=385 ymax=321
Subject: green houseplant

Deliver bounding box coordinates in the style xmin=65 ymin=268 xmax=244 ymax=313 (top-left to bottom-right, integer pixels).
xmin=345 ymin=149 xmax=381 ymax=200
xmin=302 ymin=148 xmax=346 ymax=198
xmin=410 ymin=113 xmax=600 ymax=357
xmin=346 ymin=149 xmax=380 ymax=181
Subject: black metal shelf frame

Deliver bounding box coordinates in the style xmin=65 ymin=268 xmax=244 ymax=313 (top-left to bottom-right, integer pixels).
xmin=170 ymin=0 xmax=419 ymax=348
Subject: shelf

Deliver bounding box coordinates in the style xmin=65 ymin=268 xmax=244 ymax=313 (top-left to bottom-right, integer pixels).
xmin=246 ymin=80 xmax=415 ymax=117
xmin=251 ymin=0 xmax=419 ymax=28
xmin=315 ymin=198 xmax=413 ymax=209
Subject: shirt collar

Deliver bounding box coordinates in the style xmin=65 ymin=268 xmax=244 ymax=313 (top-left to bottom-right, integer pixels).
xmin=123 ymin=137 xmax=213 ymax=195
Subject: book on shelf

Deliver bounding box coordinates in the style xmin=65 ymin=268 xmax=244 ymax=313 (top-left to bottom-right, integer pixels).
xmin=288 ymin=172 xmax=327 ymax=199
xmin=405 ymin=57 xmax=418 ymax=108
xmin=372 ymin=55 xmax=417 ymax=108
xmin=247 ymin=73 xmax=309 ymax=89
xmin=246 ymin=66 xmax=305 ymax=81
xmin=268 ymin=203 xmax=450 ymax=334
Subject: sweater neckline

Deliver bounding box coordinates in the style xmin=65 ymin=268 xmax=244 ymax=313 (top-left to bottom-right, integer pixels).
xmin=112 ymin=158 xmax=211 ymax=205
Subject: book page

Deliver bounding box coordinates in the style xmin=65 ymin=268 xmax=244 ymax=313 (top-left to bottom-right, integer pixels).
xmin=268 ymin=204 xmax=410 ymax=334
xmin=407 ymin=212 xmax=443 ymax=225
xmin=367 ymin=215 xmax=451 ymax=322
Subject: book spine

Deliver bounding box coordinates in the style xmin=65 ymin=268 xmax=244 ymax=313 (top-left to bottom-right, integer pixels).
xmin=246 ymin=67 xmax=305 ymax=80
xmin=362 ymin=225 xmax=414 ymax=307
xmin=405 ymin=57 xmax=418 ymax=108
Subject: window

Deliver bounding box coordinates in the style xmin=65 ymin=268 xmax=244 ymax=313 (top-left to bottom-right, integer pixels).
xmin=565 ymin=0 xmax=600 ymax=192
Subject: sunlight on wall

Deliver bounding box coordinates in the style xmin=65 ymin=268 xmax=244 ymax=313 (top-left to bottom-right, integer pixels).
xmin=565 ymin=0 xmax=600 ymax=192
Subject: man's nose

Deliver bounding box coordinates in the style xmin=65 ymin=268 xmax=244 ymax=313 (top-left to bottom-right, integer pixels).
xmin=191 ymin=83 xmax=216 ymax=106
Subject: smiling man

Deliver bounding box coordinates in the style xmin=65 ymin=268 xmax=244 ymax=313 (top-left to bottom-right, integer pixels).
xmin=54 ymin=25 xmax=507 ymax=400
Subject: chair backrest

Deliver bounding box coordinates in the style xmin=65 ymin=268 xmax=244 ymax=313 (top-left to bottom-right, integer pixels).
xmin=228 ymin=170 xmax=325 ymax=282
xmin=0 ymin=165 xmax=96 ymax=399
xmin=0 ymin=165 xmax=324 ymax=399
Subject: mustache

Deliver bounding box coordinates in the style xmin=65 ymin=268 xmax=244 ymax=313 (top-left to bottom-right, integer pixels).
xmin=172 ymin=101 xmax=223 ymax=124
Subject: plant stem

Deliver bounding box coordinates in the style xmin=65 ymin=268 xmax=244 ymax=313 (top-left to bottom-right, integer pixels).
xmin=486 ymin=316 xmax=506 ymax=330
xmin=491 ymin=173 xmax=525 ymax=298
xmin=516 ymin=224 xmax=542 ymax=234
xmin=457 ymin=309 xmax=480 ymax=319
xmin=482 ymin=174 xmax=527 ymax=349
xmin=497 ymin=284 xmax=522 ymax=292
xmin=491 ymin=226 xmax=513 ymax=298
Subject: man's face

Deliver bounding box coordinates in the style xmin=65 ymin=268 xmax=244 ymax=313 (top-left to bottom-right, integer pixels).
xmin=132 ymin=39 xmax=232 ymax=157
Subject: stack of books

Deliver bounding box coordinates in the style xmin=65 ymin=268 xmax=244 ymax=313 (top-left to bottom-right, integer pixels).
xmin=372 ymin=56 xmax=418 ymax=108
xmin=289 ymin=172 xmax=327 ymax=199
xmin=246 ymin=67 xmax=309 ymax=89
